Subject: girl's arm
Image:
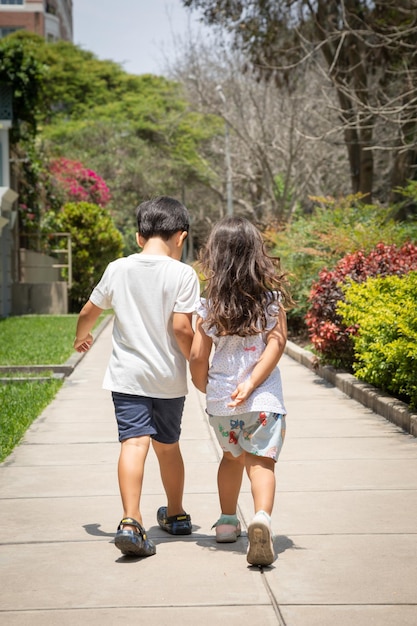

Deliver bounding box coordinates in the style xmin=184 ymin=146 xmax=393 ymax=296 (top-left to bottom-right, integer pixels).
xmin=228 ymin=306 xmax=287 ymax=407
xmin=74 ymin=300 xmax=104 ymax=352
xmin=173 ymin=312 xmax=194 ymax=360
xmin=189 ymin=316 xmax=213 ymax=393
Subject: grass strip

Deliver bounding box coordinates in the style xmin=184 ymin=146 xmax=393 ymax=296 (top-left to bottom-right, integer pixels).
xmin=0 ymin=379 xmax=63 ymax=462
xmin=0 ymin=312 xmax=111 ymax=461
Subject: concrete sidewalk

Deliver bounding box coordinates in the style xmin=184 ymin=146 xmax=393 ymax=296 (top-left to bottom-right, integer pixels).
xmin=1 ymin=321 xmax=417 ymax=625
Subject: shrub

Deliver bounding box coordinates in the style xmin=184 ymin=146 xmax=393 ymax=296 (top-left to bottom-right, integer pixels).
xmin=49 ymin=201 xmax=123 ymax=310
xmin=338 ymin=273 xmax=417 ymax=409
xmin=266 ymin=195 xmax=417 ymax=334
xmin=306 ymin=242 xmax=417 ymax=368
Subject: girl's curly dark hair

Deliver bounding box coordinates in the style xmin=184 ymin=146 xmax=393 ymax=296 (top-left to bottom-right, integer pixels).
xmin=198 ymin=216 xmax=292 ymax=336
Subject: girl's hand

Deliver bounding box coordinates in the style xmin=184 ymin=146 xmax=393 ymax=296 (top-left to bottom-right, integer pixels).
xmin=74 ymin=333 xmax=93 ymax=353
xmin=228 ymin=309 xmax=287 ymax=407
xmin=227 ymin=380 xmax=255 ymax=407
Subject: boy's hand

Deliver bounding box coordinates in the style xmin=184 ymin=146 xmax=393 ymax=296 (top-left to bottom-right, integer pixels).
xmin=74 ymin=333 xmax=93 ymax=353
xmin=227 ymin=380 xmax=255 ymax=407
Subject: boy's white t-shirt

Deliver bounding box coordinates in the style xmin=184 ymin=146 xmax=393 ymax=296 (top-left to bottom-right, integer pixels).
xmin=90 ymin=253 xmax=200 ymax=398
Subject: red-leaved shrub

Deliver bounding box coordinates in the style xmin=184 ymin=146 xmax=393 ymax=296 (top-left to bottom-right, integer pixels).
xmin=306 ymin=242 xmax=417 ymax=367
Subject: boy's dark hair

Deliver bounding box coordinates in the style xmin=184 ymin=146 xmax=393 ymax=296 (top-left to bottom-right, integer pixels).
xmin=136 ymin=196 xmax=190 ymax=240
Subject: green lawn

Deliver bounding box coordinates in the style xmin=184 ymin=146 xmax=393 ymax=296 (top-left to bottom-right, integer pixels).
xmin=0 ymin=314 xmax=79 ymax=365
xmin=0 ymin=314 xmax=109 ymax=462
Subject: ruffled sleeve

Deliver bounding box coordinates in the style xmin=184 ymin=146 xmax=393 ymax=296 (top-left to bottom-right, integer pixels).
xmin=194 ymin=297 xmax=217 ymax=338
xmin=194 ymin=297 xmax=207 ymax=319
xmin=265 ymin=292 xmax=281 ymax=332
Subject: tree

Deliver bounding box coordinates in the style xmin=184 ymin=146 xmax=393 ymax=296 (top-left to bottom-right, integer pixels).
xmin=168 ymin=32 xmax=349 ymax=223
xmin=183 ymin=1 xmax=417 ymax=202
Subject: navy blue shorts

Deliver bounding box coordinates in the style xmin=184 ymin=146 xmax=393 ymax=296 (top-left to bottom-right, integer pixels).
xmin=111 ymin=393 xmax=185 ymax=444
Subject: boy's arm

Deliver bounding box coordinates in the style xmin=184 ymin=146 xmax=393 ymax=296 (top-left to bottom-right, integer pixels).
xmin=228 ymin=307 xmax=287 ymax=407
xmin=172 ymin=312 xmax=194 ymax=361
xmin=189 ymin=316 xmax=212 ymax=393
xmin=74 ymin=300 xmax=104 ymax=353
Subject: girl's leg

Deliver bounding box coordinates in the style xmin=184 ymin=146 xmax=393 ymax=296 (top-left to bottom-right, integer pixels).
xmin=152 ymin=440 xmax=186 ymax=516
xmin=218 ymin=451 xmax=245 ymax=514
xmin=245 ymin=454 xmax=276 ymax=515
xmin=245 ymin=454 xmax=276 ymax=565
xmin=118 ymin=435 xmax=151 ymax=527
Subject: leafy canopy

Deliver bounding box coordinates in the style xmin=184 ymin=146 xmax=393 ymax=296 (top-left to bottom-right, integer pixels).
xmin=1 ymin=30 xmax=222 ymax=253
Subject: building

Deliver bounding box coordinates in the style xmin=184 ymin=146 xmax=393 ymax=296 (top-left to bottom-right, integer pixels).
xmin=0 ymin=1 xmax=73 ymax=316
xmin=0 ymin=0 xmax=73 ymax=43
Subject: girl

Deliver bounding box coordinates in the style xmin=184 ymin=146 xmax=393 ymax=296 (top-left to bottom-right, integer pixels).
xmin=190 ymin=216 xmax=292 ymax=566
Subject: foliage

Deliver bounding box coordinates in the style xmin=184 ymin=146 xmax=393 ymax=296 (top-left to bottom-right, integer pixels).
xmin=18 ymin=153 xmax=112 ymax=250
xmin=38 ymin=39 xmax=127 ymax=121
xmin=394 ymin=180 xmax=417 ymax=218
xmin=306 ymin=242 xmax=417 ymax=368
xmin=42 ymin=111 xmax=220 ymax=253
xmin=47 ymin=202 xmax=123 ymax=310
xmin=0 ymin=31 xmax=47 ymax=141
xmin=50 ymin=157 xmax=111 ymax=207
xmin=37 ymin=52 xmax=221 ymax=181
xmin=0 ymin=33 xmax=51 ymax=241
xmin=0 ymin=31 xmax=221 ymax=254
xmin=37 ymin=58 xmax=221 ymax=251
xmin=12 ymin=136 xmax=69 ymax=243
xmin=338 ymin=273 xmax=417 ymax=409
xmin=0 ymin=379 xmax=63 ymax=462
xmin=266 ymin=195 xmax=417 ymax=332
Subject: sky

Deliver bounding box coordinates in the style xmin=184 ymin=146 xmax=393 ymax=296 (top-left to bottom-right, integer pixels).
xmin=73 ymin=0 xmax=209 ymax=77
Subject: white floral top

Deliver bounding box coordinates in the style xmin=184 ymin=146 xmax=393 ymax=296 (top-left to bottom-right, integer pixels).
xmin=195 ymin=297 xmax=286 ymax=417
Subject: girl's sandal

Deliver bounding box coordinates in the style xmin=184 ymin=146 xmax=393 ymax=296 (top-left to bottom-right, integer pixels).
xmin=212 ymin=514 xmax=242 ymax=543
xmin=114 ymin=517 xmax=156 ymax=557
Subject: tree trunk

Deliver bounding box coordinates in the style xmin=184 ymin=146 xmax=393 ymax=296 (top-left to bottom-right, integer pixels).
xmin=315 ymin=0 xmax=374 ymax=199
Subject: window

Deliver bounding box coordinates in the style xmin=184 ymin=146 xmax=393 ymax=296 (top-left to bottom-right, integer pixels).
xmin=0 ymin=1 xmax=24 ymax=5
xmin=0 ymin=27 xmax=23 ymax=38
xmin=46 ymin=2 xmax=57 ymax=15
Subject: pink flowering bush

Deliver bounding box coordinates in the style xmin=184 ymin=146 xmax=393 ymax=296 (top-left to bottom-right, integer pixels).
xmin=50 ymin=158 xmax=110 ymax=207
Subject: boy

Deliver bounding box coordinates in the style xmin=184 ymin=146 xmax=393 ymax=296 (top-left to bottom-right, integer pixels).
xmin=74 ymin=196 xmax=200 ymax=557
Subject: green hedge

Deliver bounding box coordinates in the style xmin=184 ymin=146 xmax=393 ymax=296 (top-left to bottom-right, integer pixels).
xmin=338 ymin=272 xmax=417 ymax=409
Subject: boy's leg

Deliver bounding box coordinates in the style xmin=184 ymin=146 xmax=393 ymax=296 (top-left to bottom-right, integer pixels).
xmin=217 ymin=451 xmax=245 ymax=515
xmin=152 ymin=440 xmax=186 ymax=516
xmin=118 ymin=435 xmax=150 ymax=528
xmin=245 ymin=454 xmax=276 ymax=515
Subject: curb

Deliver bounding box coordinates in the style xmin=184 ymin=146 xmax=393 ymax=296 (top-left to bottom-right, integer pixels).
xmin=285 ymin=340 xmax=417 ymax=438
